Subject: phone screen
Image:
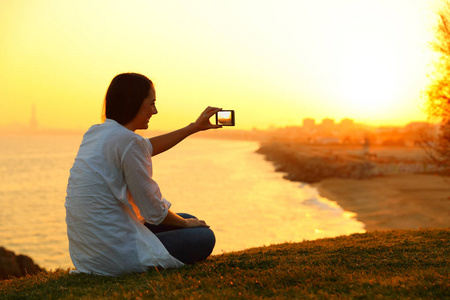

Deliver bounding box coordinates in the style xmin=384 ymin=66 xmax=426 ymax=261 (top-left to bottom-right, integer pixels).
xmin=216 ymin=110 xmax=235 ymax=126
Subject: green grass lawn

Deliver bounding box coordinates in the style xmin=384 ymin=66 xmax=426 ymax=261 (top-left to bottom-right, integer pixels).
xmin=1 ymin=228 xmax=448 ymax=299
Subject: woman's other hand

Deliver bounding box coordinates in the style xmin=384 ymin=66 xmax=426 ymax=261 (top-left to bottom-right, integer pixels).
xmin=161 ymin=210 xmax=210 ymax=228
xmin=192 ymin=106 xmax=223 ymax=132
xmin=184 ymin=218 xmax=210 ymax=228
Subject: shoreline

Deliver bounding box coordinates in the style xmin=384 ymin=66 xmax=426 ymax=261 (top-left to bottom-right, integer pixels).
xmin=257 ymin=142 xmax=450 ymax=231
xmin=313 ymin=174 xmax=450 ymax=231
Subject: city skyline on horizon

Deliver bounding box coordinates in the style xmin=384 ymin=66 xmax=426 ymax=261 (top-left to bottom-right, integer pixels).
xmin=0 ymin=104 xmax=438 ymax=135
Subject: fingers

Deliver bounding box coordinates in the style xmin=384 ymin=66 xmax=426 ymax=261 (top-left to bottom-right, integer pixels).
xmin=198 ymin=220 xmax=210 ymax=228
xmin=203 ymin=106 xmax=222 ymax=118
xmin=185 ymin=218 xmax=210 ymax=228
xmin=193 ymin=106 xmax=224 ymax=131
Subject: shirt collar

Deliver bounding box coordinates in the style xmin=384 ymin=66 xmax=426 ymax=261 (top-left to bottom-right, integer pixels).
xmin=104 ymin=119 xmax=120 ymax=125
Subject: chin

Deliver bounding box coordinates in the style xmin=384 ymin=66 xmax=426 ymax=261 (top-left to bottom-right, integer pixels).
xmin=134 ymin=124 xmax=148 ymax=131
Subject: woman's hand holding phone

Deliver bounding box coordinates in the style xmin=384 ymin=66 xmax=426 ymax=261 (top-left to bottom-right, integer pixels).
xmin=193 ymin=106 xmax=223 ymax=131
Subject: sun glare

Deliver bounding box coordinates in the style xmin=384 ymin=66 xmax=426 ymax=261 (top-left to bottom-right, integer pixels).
xmin=320 ymin=0 xmax=433 ymax=124
xmin=332 ymin=37 xmax=405 ymax=119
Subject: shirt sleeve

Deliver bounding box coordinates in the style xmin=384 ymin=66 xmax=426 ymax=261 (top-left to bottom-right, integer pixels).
xmin=121 ymin=137 xmax=170 ymax=225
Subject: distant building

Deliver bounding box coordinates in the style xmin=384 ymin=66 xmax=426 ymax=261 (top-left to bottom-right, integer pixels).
xmin=29 ymin=104 xmax=38 ymax=131
xmin=405 ymin=122 xmax=430 ymax=132
xmin=339 ymin=118 xmax=354 ymax=130
xmin=320 ymin=118 xmax=335 ymax=132
xmin=321 ymin=118 xmax=334 ymax=126
xmin=302 ymin=118 xmax=315 ymax=131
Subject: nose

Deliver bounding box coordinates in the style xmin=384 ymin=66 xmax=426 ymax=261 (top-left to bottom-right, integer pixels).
xmin=152 ymin=105 xmax=158 ymax=115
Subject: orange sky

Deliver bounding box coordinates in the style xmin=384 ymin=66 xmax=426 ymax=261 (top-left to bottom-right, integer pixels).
xmin=0 ymin=0 xmax=439 ymax=131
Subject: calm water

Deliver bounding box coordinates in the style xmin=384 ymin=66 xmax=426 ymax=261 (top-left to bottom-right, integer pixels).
xmin=0 ymin=134 xmax=365 ymax=270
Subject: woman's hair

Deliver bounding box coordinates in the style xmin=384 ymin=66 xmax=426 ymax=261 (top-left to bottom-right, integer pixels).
xmin=103 ymin=73 xmax=153 ymax=125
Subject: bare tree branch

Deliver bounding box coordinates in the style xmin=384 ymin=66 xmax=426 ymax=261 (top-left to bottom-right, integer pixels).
xmin=423 ymin=1 xmax=450 ymax=166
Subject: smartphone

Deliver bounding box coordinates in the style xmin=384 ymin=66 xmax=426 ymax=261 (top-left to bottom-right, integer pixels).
xmin=215 ymin=110 xmax=235 ymax=126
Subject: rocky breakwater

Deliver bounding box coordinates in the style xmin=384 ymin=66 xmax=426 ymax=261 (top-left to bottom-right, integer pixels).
xmin=256 ymin=142 xmax=373 ymax=183
xmin=0 ymin=247 xmax=43 ymax=280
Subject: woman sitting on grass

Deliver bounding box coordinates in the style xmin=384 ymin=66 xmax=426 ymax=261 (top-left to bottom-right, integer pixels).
xmin=65 ymin=73 xmax=220 ymax=276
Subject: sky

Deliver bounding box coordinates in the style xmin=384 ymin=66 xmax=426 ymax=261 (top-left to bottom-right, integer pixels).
xmin=0 ymin=0 xmax=440 ymax=131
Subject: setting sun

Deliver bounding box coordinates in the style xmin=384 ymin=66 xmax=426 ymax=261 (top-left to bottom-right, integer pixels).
xmin=321 ymin=0 xmax=434 ymax=124
xmin=0 ymin=0 xmax=437 ymax=131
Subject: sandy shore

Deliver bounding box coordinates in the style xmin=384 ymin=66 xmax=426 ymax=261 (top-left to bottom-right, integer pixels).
xmin=313 ymin=174 xmax=450 ymax=231
xmin=256 ymin=142 xmax=449 ymax=231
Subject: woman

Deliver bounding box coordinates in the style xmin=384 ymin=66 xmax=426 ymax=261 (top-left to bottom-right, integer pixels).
xmin=65 ymin=73 xmax=221 ymax=276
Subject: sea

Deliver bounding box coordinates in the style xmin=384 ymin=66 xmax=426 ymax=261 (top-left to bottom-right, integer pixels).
xmin=0 ymin=134 xmax=365 ymax=270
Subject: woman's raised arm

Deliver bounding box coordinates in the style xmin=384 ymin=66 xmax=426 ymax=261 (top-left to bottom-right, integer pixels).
xmin=149 ymin=106 xmax=222 ymax=156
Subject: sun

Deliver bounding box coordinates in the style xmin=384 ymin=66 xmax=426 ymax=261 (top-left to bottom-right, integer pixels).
xmin=332 ymin=36 xmax=403 ymax=119
xmin=302 ymin=0 xmax=434 ymax=125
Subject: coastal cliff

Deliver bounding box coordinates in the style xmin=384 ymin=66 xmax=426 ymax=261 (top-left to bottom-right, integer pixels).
xmin=1 ymin=229 xmax=448 ymax=298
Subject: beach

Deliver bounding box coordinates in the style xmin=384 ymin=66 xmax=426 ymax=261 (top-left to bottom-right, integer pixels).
xmin=257 ymin=142 xmax=450 ymax=231
xmin=314 ymin=174 xmax=450 ymax=231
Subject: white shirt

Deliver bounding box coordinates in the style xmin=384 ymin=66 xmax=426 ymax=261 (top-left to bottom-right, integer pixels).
xmin=65 ymin=119 xmax=183 ymax=276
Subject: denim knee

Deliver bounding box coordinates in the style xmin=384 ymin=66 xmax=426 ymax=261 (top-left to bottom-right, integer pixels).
xmin=156 ymin=227 xmax=216 ymax=264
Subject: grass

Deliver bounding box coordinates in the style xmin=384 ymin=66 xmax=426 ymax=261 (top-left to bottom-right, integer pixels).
xmin=1 ymin=228 xmax=448 ymax=299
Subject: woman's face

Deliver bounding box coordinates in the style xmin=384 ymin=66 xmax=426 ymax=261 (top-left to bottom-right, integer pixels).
xmin=126 ymin=86 xmax=158 ymax=131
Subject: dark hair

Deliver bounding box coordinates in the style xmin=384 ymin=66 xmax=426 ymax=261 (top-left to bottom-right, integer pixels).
xmin=103 ymin=73 xmax=153 ymax=125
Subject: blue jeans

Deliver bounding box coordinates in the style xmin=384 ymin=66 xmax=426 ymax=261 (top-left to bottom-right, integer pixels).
xmin=144 ymin=213 xmax=216 ymax=264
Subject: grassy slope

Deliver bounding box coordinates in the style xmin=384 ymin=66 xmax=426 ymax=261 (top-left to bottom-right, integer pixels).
xmin=1 ymin=228 xmax=448 ymax=299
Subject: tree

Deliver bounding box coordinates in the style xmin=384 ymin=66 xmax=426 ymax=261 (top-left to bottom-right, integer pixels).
xmin=424 ymin=1 xmax=450 ymax=166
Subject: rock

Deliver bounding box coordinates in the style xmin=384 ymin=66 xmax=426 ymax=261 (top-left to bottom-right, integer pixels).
xmin=0 ymin=247 xmax=21 ymax=279
xmin=0 ymin=247 xmax=43 ymax=280
xmin=16 ymin=254 xmax=42 ymax=276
